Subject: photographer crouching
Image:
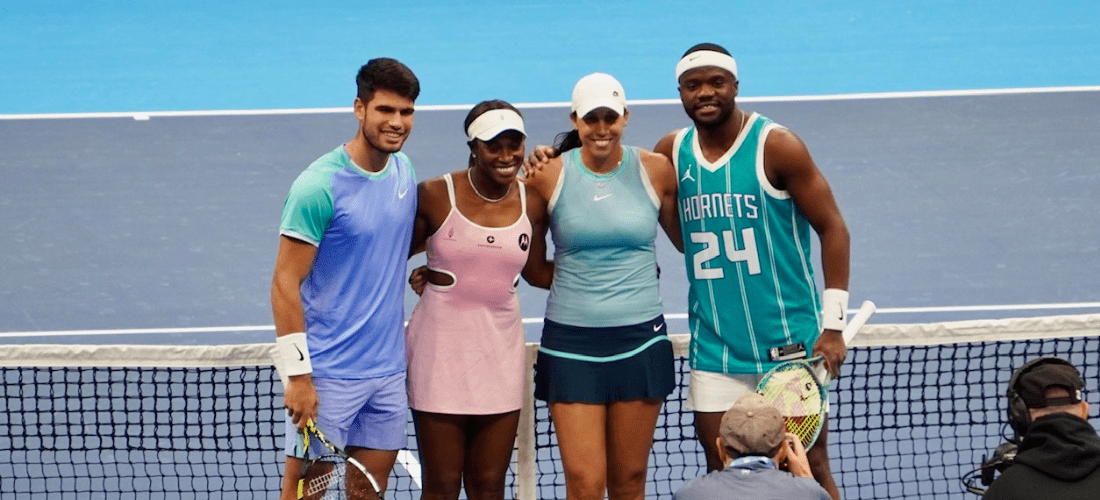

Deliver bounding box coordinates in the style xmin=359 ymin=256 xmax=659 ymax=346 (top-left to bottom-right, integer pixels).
xmin=674 ymin=393 xmax=830 ymax=500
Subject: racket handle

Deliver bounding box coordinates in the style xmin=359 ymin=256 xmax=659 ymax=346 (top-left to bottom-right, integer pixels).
xmin=814 ymin=300 xmax=876 ymax=384
xmin=842 ymin=300 xmax=876 ymax=344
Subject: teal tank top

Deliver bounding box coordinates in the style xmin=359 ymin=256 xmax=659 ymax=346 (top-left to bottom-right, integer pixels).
xmin=675 ymin=114 xmax=821 ymax=374
xmin=545 ymin=146 xmax=664 ymax=327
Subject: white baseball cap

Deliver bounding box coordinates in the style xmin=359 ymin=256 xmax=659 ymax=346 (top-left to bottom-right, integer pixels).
xmin=466 ymin=109 xmax=527 ymax=142
xmin=571 ymin=72 xmax=627 ymax=118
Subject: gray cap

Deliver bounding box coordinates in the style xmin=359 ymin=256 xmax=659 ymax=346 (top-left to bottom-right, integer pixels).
xmin=719 ymin=393 xmax=785 ymax=455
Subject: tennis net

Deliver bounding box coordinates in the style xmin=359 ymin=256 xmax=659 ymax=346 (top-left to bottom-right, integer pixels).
xmin=2 ymin=313 xmax=1098 ymax=499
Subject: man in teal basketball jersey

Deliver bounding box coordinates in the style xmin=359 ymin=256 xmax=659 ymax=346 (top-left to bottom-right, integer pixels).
xmin=654 ymin=43 xmax=851 ymax=499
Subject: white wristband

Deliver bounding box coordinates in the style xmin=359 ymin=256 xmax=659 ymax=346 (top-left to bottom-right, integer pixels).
xmin=821 ymin=289 xmax=849 ymax=332
xmin=276 ymin=332 xmax=312 ymax=378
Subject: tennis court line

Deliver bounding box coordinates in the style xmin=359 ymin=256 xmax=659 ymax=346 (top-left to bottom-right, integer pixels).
xmin=1 ymin=302 xmax=1098 ymax=338
xmin=397 ymin=450 xmax=422 ymax=489
xmin=3 ymin=86 xmax=1097 ymax=121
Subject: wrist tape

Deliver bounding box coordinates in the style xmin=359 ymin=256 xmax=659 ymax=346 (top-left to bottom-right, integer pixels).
xmin=821 ymin=289 xmax=849 ymax=332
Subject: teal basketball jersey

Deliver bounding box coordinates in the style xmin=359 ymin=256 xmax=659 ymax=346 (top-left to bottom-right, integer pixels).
xmin=674 ymin=114 xmax=821 ymax=374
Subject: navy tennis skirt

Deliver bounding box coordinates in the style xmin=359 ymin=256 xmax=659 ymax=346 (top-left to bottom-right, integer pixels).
xmin=534 ymin=315 xmax=675 ymax=403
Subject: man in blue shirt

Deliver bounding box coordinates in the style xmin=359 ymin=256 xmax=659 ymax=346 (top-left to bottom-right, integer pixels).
xmin=271 ymin=57 xmax=420 ymax=500
xmin=674 ymin=393 xmax=831 ymax=500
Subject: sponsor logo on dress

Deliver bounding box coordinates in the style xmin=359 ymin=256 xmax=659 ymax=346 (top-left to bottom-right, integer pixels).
xmin=477 ymin=233 xmax=502 ymax=249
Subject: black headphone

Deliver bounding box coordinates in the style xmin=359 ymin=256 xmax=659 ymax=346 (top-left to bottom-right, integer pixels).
xmin=1005 ymin=356 xmax=1083 ymax=439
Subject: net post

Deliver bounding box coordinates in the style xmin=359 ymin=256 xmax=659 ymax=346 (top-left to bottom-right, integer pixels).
xmin=515 ymin=342 xmax=540 ymax=500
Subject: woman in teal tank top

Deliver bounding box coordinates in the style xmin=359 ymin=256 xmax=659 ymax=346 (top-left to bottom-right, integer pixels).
xmin=524 ymin=73 xmax=684 ymax=500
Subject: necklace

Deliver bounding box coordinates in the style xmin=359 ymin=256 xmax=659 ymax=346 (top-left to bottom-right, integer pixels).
xmin=467 ymin=168 xmax=511 ymax=203
xmin=581 ymin=146 xmax=624 ymax=175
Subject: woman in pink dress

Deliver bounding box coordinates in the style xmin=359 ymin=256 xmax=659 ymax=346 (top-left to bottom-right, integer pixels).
xmin=406 ymin=100 xmax=552 ymax=500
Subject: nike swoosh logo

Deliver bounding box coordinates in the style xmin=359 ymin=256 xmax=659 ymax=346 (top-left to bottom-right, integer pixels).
xmin=294 ymin=344 xmax=305 ymax=361
xmin=398 ymin=185 xmax=409 ymax=199
xmin=653 ymin=323 xmax=664 ymax=332
xmin=688 ymin=55 xmax=701 ymax=62
xmin=594 ymin=194 xmax=612 ymax=202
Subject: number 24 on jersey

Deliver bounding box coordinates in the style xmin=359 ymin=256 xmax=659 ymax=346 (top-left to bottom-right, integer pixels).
xmin=690 ymin=228 xmax=761 ymax=280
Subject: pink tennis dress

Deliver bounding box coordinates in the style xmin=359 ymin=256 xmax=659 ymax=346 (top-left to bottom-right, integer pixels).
xmin=406 ymin=173 xmax=532 ymax=414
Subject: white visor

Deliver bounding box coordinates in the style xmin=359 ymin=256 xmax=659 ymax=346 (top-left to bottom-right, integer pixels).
xmin=675 ymin=50 xmax=738 ymax=80
xmin=466 ymin=109 xmax=526 ymax=142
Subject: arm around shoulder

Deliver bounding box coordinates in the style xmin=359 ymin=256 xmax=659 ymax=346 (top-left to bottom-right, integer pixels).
xmin=523 ymin=156 xmax=563 ymax=203
xmin=640 ymin=148 xmax=684 ymax=253
xmin=653 ymin=130 xmax=680 ymax=163
xmin=521 ymin=182 xmax=554 ymax=289
xmin=410 ymin=176 xmax=453 ymax=256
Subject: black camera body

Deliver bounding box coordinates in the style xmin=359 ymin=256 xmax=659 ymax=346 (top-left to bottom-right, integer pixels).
xmin=980 ymin=442 xmax=1018 ymax=486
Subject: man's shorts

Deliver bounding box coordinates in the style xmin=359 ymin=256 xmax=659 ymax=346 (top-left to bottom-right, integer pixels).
xmin=285 ymin=371 xmax=407 ymax=458
xmin=687 ymin=369 xmax=832 ymax=414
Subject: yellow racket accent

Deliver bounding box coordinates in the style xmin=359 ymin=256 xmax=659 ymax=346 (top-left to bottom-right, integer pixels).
xmin=757 ymin=361 xmax=827 ymax=449
xmin=297 ymin=419 xmax=383 ymax=500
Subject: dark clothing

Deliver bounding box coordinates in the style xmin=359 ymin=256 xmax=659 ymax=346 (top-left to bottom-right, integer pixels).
xmin=534 ymin=316 xmax=674 ymax=403
xmin=984 ymin=413 xmax=1100 ymax=500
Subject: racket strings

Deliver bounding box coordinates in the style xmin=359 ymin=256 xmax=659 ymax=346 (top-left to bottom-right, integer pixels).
xmin=305 ymin=461 xmax=347 ymax=497
xmin=300 ymin=454 xmax=352 ymax=500
xmin=759 ymin=364 xmax=827 ymax=448
xmin=304 ymin=456 xmax=380 ymax=500
xmin=784 ymin=414 xmax=823 ymax=447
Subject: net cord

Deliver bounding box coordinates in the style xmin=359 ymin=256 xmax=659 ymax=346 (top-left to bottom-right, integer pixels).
xmin=3 ymin=314 xmax=1097 ymax=368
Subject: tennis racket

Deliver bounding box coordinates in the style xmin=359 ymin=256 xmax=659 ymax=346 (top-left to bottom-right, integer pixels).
xmin=757 ymin=300 xmax=876 ymax=450
xmin=298 ymin=419 xmax=383 ymax=500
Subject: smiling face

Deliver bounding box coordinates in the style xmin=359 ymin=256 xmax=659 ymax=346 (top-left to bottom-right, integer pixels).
xmin=354 ymin=88 xmax=416 ymax=154
xmin=471 ymin=130 xmax=526 ymax=187
xmin=678 ymin=66 xmax=738 ymax=127
xmin=571 ymin=107 xmax=629 ymax=165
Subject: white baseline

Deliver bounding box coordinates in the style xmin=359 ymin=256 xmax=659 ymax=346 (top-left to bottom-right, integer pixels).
xmin=2 ymin=86 xmax=1098 ymax=121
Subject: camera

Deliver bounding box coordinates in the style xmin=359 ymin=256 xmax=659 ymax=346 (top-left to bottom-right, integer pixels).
xmin=963 ymin=441 xmax=1018 ymax=495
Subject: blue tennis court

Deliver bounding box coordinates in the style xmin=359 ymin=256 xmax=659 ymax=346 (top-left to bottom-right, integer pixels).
xmin=3 ymin=1 xmax=1099 ymax=345
xmin=2 ymin=90 xmax=1099 ymax=346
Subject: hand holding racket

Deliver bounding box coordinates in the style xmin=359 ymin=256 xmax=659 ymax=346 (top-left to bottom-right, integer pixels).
xmin=777 ymin=432 xmax=815 ymax=479
xmin=816 ymin=300 xmax=876 ymax=384
xmin=298 ymin=419 xmax=383 ymax=500
xmin=757 ymin=300 xmax=876 ymax=450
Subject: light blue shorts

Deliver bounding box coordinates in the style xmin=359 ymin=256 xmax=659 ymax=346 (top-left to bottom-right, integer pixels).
xmin=285 ymin=372 xmax=408 ymax=458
